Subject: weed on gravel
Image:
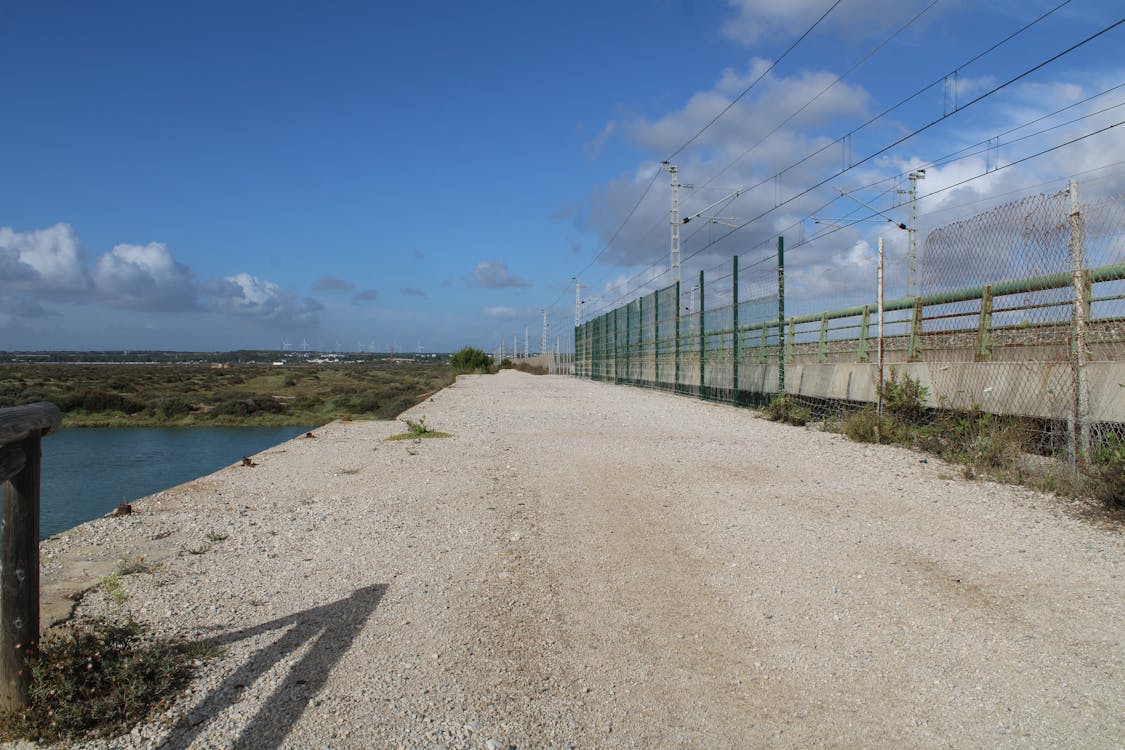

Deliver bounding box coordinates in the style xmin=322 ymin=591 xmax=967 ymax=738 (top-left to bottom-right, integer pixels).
xmin=386 ymin=417 xmax=452 ymax=441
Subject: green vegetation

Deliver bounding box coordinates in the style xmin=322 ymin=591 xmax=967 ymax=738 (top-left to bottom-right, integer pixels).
xmin=1089 ymin=437 xmax=1125 ymax=509
xmin=0 ymin=569 xmax=222 ymax=744
xmin=0 ymin=361 xmax=454 ymax=428
xmin=762 ymin=395 xmax=811 ymax=426
xmin=450 ymin=347 xmax=493 ymax=374
xmin=834 ymin=368 xmax=1123 ymax=511
xmin=0 ymin=617 xmax=221 ymax=744
xmin=386 ymin=417 xmax=452 ymax=441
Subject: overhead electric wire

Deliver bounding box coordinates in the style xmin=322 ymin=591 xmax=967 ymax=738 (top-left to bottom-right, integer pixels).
xmin=588 ymin=0 xmax=1085 ymax=311
xmin=665 ymin=0 xmax=844 ymax=161
xmin=543 ymin=166 xmax=665 ymax=315
xmin=674 ymin=16 xmax=1125 ymax=266
xmin=691 ymin=0 xmax=1073 ymax=198
xmin=702 ymin=117 xmax=1116 ymax=281
xmin=563 ymin=2 xmax=1118 ymax=325
xmin=699 ymin=0 xmax=940 ymax=191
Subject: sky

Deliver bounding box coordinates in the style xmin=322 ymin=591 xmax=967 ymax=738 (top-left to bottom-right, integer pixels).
xmin=1 ymin=0 xmax=1123 ymax=353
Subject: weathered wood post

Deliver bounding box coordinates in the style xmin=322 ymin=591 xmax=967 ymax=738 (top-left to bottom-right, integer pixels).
xmin=0 ymin=403 xmax=62 ymax=711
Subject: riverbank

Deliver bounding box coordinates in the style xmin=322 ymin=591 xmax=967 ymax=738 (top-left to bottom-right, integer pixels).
xmin=34 ymin=371 xmax=1125 ymax=748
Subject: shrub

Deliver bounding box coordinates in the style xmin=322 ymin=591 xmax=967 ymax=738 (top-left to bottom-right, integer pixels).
xmin=1089 ymin=436 xmax=1125 ymax=509
xmin=153 ymin=397 xmax=194 ymax=419
xmin=499 ymin=358 xmax=514 ymax=369
xmin=843 ymin=409 xmax=882 ymax=443
xmin=0 ymin=618 xmax=213 ymax=744
xmin=450 ymin=347 xmax=492 ymax=373
xmin=880 ymin=368 xmax=928 ymax=425
xmin=763 ymin=395 xmax=811 ymax=426
xmin=57 ymin=390 xmax=145 ymax=414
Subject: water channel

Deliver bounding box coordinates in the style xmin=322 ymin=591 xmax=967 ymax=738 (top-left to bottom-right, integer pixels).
xmin=38 ymin=426 xmax=311 ymax=540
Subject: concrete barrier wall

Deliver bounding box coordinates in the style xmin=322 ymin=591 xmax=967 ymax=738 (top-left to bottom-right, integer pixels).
xmin=731 ymin=360 xmax=1124 ymax=422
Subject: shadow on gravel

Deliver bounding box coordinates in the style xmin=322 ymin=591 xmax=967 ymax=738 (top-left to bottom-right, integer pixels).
xmin=161 ymin=584 xmax=387 ymax=750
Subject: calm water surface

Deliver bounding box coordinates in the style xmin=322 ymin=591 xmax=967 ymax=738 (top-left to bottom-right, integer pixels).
xmin=39 ymin=426 xmax=311 ymax=540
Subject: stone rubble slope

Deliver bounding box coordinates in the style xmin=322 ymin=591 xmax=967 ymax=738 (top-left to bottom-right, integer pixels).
xmin=26 ymin=370 xmax=1125 ymax=749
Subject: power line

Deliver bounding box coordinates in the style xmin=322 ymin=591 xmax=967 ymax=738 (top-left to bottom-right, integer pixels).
xmin=678 ymin=15 xmax=1125 ymax=265
xmin=699 ymin=0 xmax=940 ymax=191
xmin=578 ymin=1 xmax=1085 ymax=313
xmin=561 ymin=3 xmax=1119 ymax=328
xmin=666 ymin=0 xmax=844 ymax=162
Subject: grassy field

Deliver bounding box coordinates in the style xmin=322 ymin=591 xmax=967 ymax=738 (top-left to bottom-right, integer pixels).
xmin=0 ymin=362 xmax=455 ymax=427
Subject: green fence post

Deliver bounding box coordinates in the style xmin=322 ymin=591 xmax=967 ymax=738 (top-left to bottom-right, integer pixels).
xmin=625 ymin=302 xmax=632 ymax=385
xmin=654 ymin=289 xmax=660 ymax=388
xmin=699 ymin=270 xmax=706 ymax=399
xmin=732 ymin=255 xmax=740 ymax=403
xmin=612 ymin=309 xmax=619 ymax=383
xmin=593 ymin=317 xmax=599 ymax=380
xmin=858 ymin=305 xmax=870 ymax=363
xmin=759 ymin=324 xmax=768 ymax=363
xmin=777 ymin=236 xmax=785 ymax=396
xmin=639 ymin=294 xmax=648 ymax=384
xmin=976 ymin=286 xmax=993 ymax=362
xmin=674 ymin=281 xmax=681 ymax=393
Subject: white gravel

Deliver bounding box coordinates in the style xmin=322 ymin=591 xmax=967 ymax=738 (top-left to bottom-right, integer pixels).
xmin=27 ymin=370 xmax=1125 ymax=748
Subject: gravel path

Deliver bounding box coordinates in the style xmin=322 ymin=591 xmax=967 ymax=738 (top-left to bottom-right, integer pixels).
xmin=31 ymin=370 xmax=1125 ymax=749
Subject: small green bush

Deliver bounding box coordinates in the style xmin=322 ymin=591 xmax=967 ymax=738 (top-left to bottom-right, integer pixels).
xmin=153 ymin=397 xmax=194 ymax=419
xmin=763 ymin=395 xmax=811 ymax=426
xmin=843 ymin=409 xmax=882 ymax=443
xmin=0 ymin=618 xmax=214 ymax=744
xmin=56 ymin=390 xmax=145 ymax=414
xmin=1090 ymin=437 xmax=1125 ymax=509
xmin=450 ymin=347 xmax=493 ymax=373
xmin=881 ymin=368 xmax=928 ymax=425
xmin=386 ymin=417 xmax=452 ymax=441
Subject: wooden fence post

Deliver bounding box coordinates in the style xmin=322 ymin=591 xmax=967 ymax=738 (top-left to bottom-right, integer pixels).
xmin=0 ymin=403 xmax=62 ymax=711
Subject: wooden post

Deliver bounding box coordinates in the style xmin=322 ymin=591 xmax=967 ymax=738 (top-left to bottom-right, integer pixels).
xmin=2 ymin=433 xmax=40 ymax=711
xmin=0 ymin=403 xmax=62 ymax=711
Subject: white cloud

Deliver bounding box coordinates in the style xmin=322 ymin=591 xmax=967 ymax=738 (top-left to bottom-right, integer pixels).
xmin=722 ymin=0 xmax=933 ymax=46
xmin=206 ymin=273 xmax=322 ymax=325
xmin=0 ymin=223 xmax=89 ymax=292
xmin=473 ymin=259 xmax=531 ymax=288
xmin=483 ymin=306 xmax=519 ymax=318
xmin=92 ymin=242 xmax=197 ymax=311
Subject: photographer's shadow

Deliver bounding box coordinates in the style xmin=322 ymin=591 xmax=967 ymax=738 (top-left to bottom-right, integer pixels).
xmin=161 ymin=583 xmax=387 ymax=750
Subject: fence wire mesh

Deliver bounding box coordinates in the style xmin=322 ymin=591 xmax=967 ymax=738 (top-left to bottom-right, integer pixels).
xmin=575 ymin=180 xmax=1125 ymax=472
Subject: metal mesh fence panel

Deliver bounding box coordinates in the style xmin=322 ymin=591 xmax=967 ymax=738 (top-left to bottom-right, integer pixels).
xmin=572 ymin=179 xmax=1124 ymax=471
xmin=1081 ymin=191 xmax=1125 ymax=447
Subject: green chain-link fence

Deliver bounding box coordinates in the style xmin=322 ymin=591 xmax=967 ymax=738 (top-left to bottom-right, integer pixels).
xmin=576 ymin=181 xmax=1125 ymax=469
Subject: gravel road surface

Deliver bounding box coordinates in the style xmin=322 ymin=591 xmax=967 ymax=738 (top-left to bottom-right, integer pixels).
xmin=33 ymin=371 xmax=1125 ymax=748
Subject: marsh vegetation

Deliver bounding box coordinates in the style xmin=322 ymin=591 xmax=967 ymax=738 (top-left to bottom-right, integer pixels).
xmin=0 ymin=362 xmax=454 ymax=427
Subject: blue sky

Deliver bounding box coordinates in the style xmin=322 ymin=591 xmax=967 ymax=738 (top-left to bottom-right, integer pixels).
xmin=2 ymin=0 xmax=1123 ymax=352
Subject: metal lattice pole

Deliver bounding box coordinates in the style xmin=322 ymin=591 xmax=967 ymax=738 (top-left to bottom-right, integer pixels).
xmin=663 ymin=162 xmax=681 ymax=285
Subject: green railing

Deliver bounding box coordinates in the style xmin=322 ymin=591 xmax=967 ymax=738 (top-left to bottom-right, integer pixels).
xmin=574 ymin=261 xmax=1125 ymax=400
